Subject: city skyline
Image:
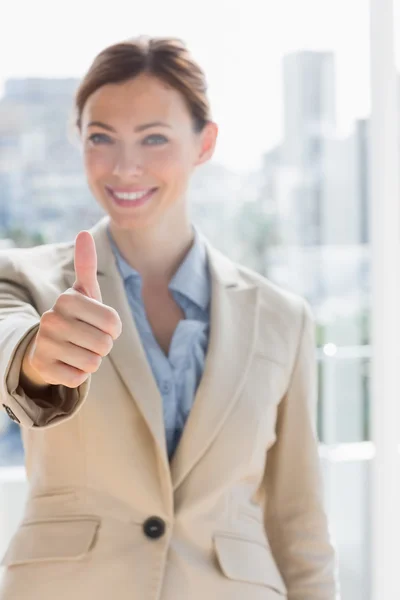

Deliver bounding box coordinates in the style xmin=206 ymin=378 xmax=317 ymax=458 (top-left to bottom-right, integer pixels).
xmin=1 ymin=0 xmax=370 ymax=171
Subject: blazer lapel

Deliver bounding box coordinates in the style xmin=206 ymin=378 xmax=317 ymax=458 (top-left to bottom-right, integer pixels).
xmin=62 ymin=218 xmax=260 ymax=492
xmin=170 ymin=243 xmax=260 ymax=491
xmin=62 ymin=216 xmax=169 ymax=469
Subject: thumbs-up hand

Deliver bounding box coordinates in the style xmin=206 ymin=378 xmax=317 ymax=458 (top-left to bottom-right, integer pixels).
xmin=21 ymin=231 xmax=122 ymax=391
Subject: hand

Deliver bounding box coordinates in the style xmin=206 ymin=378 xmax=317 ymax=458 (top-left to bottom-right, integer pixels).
xmin=21 ymin=231 xmax=122 ymax=390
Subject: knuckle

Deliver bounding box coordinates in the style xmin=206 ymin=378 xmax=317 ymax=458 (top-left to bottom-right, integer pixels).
xmin=98 ymin=334 xmax=113 ymax=357
xmin=55 ymin=292 xmax=72 ymax=312
xmin=84 ymin=352 xmax=102 ymax=373
xmin=102 ymin=310 xmax=116 ymax=333
xmin=67 ymin=370 xmax=88 ymax=389
xmin=40 ymin=310 xmax=59 ymax=331
xmin=108 ymin=309 xmax=122 ymax=338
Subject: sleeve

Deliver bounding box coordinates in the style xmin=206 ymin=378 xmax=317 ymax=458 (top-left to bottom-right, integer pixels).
xmin=0 ymin=252 xmax=91 ymax=429
xmin=262 ymin=301 xmax=340 ymax=600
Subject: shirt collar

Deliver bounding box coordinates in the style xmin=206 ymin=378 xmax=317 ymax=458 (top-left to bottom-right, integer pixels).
xmin=107 ymin=226 xmax=210 ymax=312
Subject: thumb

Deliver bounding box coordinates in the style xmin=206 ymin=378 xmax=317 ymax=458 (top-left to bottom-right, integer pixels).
xmin=73 ymin=231 xmax=102 ymax=303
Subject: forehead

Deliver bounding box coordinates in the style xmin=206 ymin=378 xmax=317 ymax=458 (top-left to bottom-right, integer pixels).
xmin=81 ymin=74 xmax=191 ymax=126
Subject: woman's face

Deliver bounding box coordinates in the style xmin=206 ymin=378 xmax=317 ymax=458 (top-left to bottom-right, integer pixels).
xmin=80 ymin=73 xmax=217 ymax=231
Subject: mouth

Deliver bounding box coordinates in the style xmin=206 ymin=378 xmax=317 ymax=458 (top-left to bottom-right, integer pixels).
xmin=105 ymin=185 xmax=158 ymax=209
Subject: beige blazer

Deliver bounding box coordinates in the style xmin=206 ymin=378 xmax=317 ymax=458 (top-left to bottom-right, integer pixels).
xmin=0 ymin=216 xmax=338 ymax=600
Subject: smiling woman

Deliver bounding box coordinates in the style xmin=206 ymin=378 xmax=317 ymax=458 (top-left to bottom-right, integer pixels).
xmin=0 ymin=35 xmax=338 ymax=600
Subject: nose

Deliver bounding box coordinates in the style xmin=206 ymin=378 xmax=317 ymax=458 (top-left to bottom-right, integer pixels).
xmin=112 ymin=145 xmax=143 ymax=178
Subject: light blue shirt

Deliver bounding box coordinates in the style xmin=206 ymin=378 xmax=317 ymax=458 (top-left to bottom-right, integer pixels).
xmin=107 ymin=227 xmax=211 ymax=460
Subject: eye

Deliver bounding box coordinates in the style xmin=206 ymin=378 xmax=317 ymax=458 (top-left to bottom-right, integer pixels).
xmin=142 ymin=134 xmax=169 ymax=146
xmin=88 ymin=133 xmax=114 ymax=145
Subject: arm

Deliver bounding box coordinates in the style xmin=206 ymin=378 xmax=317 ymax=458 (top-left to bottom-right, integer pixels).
xmin=263 ymin=301 xmax=339 ymax=600
xmin=0 ymin=253 xmax=90 ymax=428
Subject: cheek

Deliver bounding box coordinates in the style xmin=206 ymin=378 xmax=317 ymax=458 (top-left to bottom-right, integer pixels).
xmin=148 ymin=145 xmax=194 ymax=185
xmin=84 ymin=149 xmax=115 ymax=181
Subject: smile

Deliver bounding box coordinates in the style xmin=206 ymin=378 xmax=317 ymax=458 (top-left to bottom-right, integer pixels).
xmin=105 ymin=186 xmax=158 ymax=208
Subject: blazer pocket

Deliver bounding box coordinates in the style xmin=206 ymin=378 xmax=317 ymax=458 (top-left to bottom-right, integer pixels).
xmin=213 ymin=532 xmax=287 ymax=596
xmin=1 ymin=518 xmax=100 ymax=567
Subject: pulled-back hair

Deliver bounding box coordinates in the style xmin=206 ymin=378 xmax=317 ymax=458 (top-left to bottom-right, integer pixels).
xmin=75 ymin=36 xmax=211 ymax=132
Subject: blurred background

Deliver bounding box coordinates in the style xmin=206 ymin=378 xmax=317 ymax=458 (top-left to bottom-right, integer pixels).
xmin=1 ymin=0 xmax=400 ymax=598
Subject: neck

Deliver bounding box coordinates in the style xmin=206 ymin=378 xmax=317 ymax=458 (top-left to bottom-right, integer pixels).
xmin=108 ymin=214 xmax=195 ymax=286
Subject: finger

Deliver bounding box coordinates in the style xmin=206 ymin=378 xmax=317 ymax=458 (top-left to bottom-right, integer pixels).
xmin=50 ymin=315 xmax=114 ymax=357
xmin=45 ymin=362 xmax=89 ymax=389
xmin=54 ymin=291 xmax=121 ymax=340
xmin=73 ymin=231 xmax=102 ymax=303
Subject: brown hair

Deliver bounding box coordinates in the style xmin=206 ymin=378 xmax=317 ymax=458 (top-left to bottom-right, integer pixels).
xmin=75 ymin=36 xmax=211 ymax=132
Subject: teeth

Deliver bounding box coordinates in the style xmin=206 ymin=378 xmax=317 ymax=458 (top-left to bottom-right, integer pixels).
xmin=113 ymin=190 xmax=150 ymax=201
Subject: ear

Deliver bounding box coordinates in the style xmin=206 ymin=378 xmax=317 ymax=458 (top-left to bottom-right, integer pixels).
xmin=194 ymin=121 xmax=218 ymax=166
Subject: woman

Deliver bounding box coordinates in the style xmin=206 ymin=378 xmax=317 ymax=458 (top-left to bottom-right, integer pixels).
xmin=0 ymin=37 xmax=338 ymax=599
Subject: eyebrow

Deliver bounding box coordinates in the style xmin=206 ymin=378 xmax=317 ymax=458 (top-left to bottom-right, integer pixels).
xmin=87 ymin=121 xmax=171 ymax=133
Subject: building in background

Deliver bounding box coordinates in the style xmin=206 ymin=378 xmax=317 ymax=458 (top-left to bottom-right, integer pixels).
xmin=254 ymin=52 xmax=371 ymax=445
xmin=0 ymin=78 xmax=104 ymax=241
xmin=282 ymin=51 xmax=336 ymax=246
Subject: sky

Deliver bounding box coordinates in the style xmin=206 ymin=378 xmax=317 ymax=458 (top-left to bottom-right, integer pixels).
xmin=0 ymin=0 xmax=373 ymax=171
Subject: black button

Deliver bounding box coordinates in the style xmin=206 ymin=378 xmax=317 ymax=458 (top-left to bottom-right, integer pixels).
xmin=143 ymin=517 xmax=166 ymax=540
xmin=2 ymin=404 xmax=20 ymax=424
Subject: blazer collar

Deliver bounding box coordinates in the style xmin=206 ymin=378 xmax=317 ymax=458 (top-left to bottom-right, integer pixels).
xmin=63 ymin=216 xmax=260 ymax=492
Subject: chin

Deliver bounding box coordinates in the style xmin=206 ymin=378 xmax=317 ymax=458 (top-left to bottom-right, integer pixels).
xmin=107 ymin=209 xmax=161 ymax=232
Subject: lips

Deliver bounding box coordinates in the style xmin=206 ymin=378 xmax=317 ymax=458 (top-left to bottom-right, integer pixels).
xmin=105 ymin=185 xmax=158 ymax=208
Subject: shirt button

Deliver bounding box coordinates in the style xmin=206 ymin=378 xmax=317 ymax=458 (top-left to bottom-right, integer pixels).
xmin=161 ymin=381 xmax=172 ymax=394
xmin=143 ymin=516 xmax=166 ymax=540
